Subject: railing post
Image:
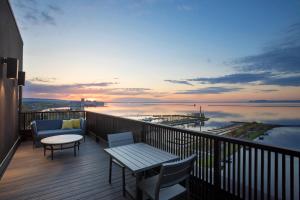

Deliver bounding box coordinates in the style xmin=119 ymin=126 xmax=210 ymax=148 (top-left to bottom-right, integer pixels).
xmin=214 ymin=139 xmax=221 ymax=199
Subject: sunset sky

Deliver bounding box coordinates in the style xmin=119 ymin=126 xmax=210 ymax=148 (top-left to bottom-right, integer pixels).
xmin=11 ymin=0 xmax=300 ymax=102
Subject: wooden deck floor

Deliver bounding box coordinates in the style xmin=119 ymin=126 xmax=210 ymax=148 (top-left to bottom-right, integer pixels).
xmin=0 ymin=137 xmax=135 ymax=200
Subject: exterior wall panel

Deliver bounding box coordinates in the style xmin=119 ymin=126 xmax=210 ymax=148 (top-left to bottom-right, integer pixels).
xmin=0 ymin=0 xmax=23 ymax=172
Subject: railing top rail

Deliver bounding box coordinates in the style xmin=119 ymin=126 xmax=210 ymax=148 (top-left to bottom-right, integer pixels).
xmin=85 ymin=111 xmax=300 ymax=157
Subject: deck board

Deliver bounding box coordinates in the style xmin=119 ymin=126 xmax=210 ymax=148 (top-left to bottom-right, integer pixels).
xmin=0 ymin=137 xmax=132 ymax=200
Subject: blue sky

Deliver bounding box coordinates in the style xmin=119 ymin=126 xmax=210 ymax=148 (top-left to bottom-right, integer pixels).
xmin=11 ymin=0 xmax=300 ymax=102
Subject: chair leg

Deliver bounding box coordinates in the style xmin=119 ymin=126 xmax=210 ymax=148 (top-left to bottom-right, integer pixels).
xmin=122 ymin=167 xmax=126 ymax=196
xmin=109 ymin=157 xmax=112 ymax=184
xmin=186 ymin=178 xmax=190 ymax=200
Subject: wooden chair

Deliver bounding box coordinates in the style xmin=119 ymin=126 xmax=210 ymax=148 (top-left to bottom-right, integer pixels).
xmin=107 ymin=132 xmax=134 ymax=196
xmin=138 ymin=154 xmax=196 ymax=200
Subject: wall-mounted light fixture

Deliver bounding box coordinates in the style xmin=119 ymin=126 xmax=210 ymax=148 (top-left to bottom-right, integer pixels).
xmin=18 ymin=71 xmax=25 ymax=86
xmin=0 ymin=57 xmax=19 ymax=79
xmin=0 ymin=57 xmax=5 ymax=65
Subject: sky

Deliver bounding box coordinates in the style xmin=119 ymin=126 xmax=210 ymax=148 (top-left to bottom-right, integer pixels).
xmin=11 ymin=0 xmax=300 ymax=102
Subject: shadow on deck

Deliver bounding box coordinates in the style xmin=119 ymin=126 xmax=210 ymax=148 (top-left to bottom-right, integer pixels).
xmin=0 ymin=136 xmax=135 ymax=200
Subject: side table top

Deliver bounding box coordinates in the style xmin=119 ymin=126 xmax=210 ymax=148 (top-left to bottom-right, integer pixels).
xmin=41 ymin=134 xmax=83 ymax=145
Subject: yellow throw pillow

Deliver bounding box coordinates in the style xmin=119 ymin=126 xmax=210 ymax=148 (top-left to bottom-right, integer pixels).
xmin=62 ymin=120 xmax=73 ymax=129
xmin=71 ymin=119 xmax=81 ymax=129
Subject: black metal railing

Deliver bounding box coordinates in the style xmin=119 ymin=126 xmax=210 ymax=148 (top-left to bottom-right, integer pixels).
xmin=19 ymin=111 xmax=300 ymax=200
xmin=85 ymin=111 xmax=300 ymax=200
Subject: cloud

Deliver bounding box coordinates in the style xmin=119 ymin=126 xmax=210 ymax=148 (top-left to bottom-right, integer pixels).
xmin=233 ymin=23 xmax=300 ymax=73
xmin=25 ymin=81 xmax=117 ymax=93
xmin=187 ymin=73 xmax=300 ymax=87
xmin=234 ymin=46 xmax=300 ymax=73
xmin=29 ymin=77 xmax=56 ymax=83
xmin=171 ymin=23 xmax=300 ymax=90
xmin=164 ymin=79 xmax=193 ymax=86
xmin=24 ymin=81 xmax=154 ymax=96
xmin=280 ymin=22 xmax=300 ymax=48
xmin=24 ymin=13 xmax=38 ymax=23
xmin=13 ymin=0 xmax=37 ymax=10
xmin=262 ymin=75 xmax=300 ymax=86
xmin=107 ymin=88 xmax=152 ymax=96
xmin=176 ymin=87 xmax=242 ymax=94
xmin=47 ymin=4 xmax=63 ymax=14
xmin=41 ymin=11 xmax=56 ymax=25
xmin=188 ymin=73 xmax=271 ymax=84
xmin=12 ymin=0 xmax=63 ymax=26
xmin=75 ymin=82 xmax=119 ymax=87
xmin=258 ymin=89 xmax=279 ymax=92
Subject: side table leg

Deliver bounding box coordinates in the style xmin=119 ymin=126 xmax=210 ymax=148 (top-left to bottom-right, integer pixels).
xmin=78 ymin=141 xmax=80 ymax=151
xmin=51 ymin=145 xmax=54 ymax=160
xmin=74 ymin=143 xmax=77 ymax=157
xmin=43 ymin=145 xmax=46 ymax=156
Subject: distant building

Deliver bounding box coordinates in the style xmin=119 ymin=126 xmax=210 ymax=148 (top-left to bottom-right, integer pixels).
xmin=70 ymin=101 xmax=84 ymax=111
xmin=69 ymin=98 xmax=104 ymax=110
xmin=80 ymin=98 xmax=85 ymax=110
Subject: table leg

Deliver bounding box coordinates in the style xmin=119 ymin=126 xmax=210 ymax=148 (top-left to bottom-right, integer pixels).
xmin=43 ymin=145 xmax=46 ymax=156
xmin=136 ymin=173 xmax=143 ymax=200
xmin=78 ymin=141 xmax=80 ymax=151
xmin=74 ymin=143 xmax=76 ymax=156
xmin=51 ymin=145 xmax=54 ymax=160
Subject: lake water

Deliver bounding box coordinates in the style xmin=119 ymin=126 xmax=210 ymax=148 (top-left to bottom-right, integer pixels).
xmin=256 ymin=127 xmax=300 ymax=151
xmin=86 ymin=102 xmax=300 ymax=150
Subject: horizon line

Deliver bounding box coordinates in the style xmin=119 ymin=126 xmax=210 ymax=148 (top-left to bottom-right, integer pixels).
xmin=22 ymin=97 xmax=300 ymax=104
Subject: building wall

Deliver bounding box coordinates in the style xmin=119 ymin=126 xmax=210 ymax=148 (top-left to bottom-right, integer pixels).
xmin=0 ymin=0 xmax=23 ymax=169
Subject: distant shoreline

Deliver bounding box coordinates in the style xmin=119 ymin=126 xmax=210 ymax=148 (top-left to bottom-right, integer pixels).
xmin=208 ymin=104 xmax=300 ymax=108
xmin=23 ymin=98 xmax=300 ymax=104
xmin=106 ymin=101 xmax=300 ymax=104
xmin=231 ymin=121 xmax=300 ymax=127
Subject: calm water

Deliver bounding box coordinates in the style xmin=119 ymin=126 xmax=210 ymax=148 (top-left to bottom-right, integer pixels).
xmin=86 ymin=102 xmax=300 ymax=149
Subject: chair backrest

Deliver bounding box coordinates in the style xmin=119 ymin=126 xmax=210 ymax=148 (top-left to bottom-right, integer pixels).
xmin=156 ymin=154 xmax=196 ymax=191
xmin=107 ymin=132 xmax=134 ymax=148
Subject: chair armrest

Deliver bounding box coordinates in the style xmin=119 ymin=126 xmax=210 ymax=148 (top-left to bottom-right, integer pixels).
xmin=31 ymin=121 xmax=38 ymax=136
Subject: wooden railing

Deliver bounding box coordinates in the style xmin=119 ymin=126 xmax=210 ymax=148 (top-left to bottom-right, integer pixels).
xmin=19 ymin=111 xmax=300 ymax=200
xmin=86 ymin=111 xmax=300 ymax=200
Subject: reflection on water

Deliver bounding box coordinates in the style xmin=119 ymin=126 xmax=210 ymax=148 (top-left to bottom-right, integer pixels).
xmin=177 ymin=121 xmax=234 ymax=132
xmin=257 ymin=127 xmax=300 ymax=150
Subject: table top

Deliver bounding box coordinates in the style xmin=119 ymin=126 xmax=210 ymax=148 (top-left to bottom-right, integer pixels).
xmin=105 ymin=143 xmax=179 ymax=173
xmin=41 ymin=134 xmax=83 ymax=145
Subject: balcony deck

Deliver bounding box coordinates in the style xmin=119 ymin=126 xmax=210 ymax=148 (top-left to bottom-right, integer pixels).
xmin=0 ymin=137 xmax=134 ymax=200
